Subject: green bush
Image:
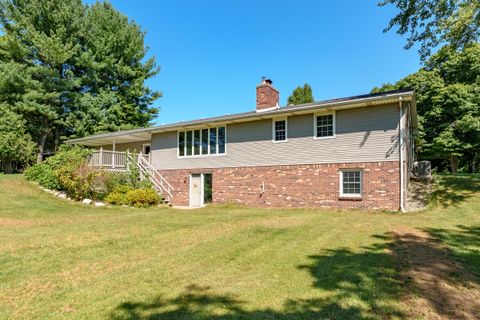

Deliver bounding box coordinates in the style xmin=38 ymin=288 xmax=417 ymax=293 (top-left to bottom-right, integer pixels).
xmin=104 ymin=192 xmax=126 ymax=205
xmin=104 ymin=185 xmax=133 ymax=205
xmin=46 ymin=145 xmax=91 ymax=171
xmin=24 ymin=145 xmax=91 ymax=193
xmin=24 ymin=163 xmax=61 ymax=190
xmin=125 ymin=188 xmax=160 ymax=207
xmin=58 ymin=165 xmax=112 ymax=200
xmin=105 ymin=172 xmax=133 ymax=194
xmin=24 ymin=145 xmax=161 ymax=205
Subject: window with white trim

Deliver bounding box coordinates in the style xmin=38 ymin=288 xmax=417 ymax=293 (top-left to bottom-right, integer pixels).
xmin=315 ymin=113 xmax=335 ymax=138
xmin=178 ymin=126 xmax=226 ymax=157
xmin=273 ymin=118 xmax=287 ymax=142
xmin=340 ymin=170 xmax=362 ymax=197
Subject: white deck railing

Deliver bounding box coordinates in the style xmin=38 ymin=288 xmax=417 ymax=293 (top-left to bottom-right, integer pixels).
xmin=88 ymin=150 xmax=171 ymax=201
xmin=89 ymin=150 xmax=142 ymax=170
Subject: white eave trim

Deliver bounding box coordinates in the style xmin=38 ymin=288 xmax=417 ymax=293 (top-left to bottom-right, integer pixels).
xmin=67 ymin=91 xmax=415 ymax=146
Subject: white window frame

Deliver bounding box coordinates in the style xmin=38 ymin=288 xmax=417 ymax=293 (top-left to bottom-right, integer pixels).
xmin=177 ymin=125 xmax=227 ymax=158
xmin=141 ymin=143 xmax=151 ymax=154
xmin=272 ymin=117 xmax=288 ymax=143
xmin=313 ymin=111 xmax=336 ymax=139
xmin=339 ymin=169 xmax=363 ymax=198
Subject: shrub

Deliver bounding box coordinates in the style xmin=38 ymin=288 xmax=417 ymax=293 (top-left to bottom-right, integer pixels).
xmin=125 ymin=188 xmax=160 ymax=207
xmin=24 ymin=163 xmax=61 ymax=190
xmin=136 ymin=178 xmax=153 ymax=189
xmin=105 ymin=172 xmax=133 ymax=194
xmin=24 ymin=145 xmax=91 ymax=192
xmin=105 ymin=185 xmax=133 ymax=205
xmin=46 ymin=145 xmax=91 ymax=171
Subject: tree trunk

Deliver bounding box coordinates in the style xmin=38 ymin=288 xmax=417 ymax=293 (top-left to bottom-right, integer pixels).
xmin=450 ymin=156 xmax=458 ymax=174
xmin=54 ymin=129 xmax=61 ymax=151
xmin=37 ymin=133 xmax=47 ymax=164
xmin=5 ymin=160 xmax=14 ymax=173
xmin=470 ymin=153 xmax=476 ymax=173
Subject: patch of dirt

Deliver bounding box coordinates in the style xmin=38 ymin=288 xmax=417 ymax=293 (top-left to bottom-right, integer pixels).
xmin=407 ymin=179 xmax=433 ymax=211
xmin=0 ymin=218 xmax=33 ymax=227
xmin=390 ymin=226 xmax=480 ymax=319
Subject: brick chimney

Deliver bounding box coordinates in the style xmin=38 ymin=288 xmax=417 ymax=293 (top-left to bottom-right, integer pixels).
xmin=256 ymin=77 xmax=279 ymax=112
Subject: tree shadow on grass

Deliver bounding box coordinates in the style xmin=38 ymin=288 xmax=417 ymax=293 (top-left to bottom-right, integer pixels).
xmin=111 ymin=242 xmax=406 ymax=319
xmin=426 ymin=224 xmax=480 ymax=276
xmin=111 ymin=224 xmax=480 ymax=320
xmin=376 ymin=226 xmax=480 ymax=319
xmin=430 ymin=175 xmax=480 ymax=208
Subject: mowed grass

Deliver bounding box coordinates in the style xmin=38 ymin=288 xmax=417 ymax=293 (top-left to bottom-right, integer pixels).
xmin=0 ymin=174 xmax=479 ymax=319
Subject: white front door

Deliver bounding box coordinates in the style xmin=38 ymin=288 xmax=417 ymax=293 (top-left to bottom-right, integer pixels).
xmin=190 ymin=174 xmax=203 ymax=207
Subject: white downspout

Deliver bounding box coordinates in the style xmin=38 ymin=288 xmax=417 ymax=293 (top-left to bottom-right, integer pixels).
xmin=399 ymin=98 xmax=405 ymax=212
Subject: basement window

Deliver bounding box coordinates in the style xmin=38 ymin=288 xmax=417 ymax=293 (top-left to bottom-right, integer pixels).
xmin=178 ymin=126 xmax=226 ymax=157
xmin=340 ymin=170 xmax=362 ymax=198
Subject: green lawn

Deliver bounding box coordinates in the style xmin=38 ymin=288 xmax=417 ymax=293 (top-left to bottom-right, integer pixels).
xmin=0 ymin=174 xmax=479 ymax=319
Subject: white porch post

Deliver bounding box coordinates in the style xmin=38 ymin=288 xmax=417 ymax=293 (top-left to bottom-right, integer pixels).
xmin=112 ymin=141 xmax=116 ymax=169
xmin=99 ymin=147 xmax=103 ymax=168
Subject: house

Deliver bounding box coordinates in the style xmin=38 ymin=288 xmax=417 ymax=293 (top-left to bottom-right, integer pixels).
xmin=68 ymin=78 xmax=417 ymax=211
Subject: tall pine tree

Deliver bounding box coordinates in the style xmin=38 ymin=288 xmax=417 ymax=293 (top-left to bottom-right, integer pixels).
xmin=0 ymin=0 xmax=160 ymax=162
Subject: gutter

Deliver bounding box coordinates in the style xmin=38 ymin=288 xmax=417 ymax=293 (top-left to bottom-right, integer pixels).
xmin=67 ymin=90 xmax=415 ymax=145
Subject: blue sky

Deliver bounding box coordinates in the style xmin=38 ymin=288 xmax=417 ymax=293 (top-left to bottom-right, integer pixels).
xmin=97 ymin=0 xmax=421 ymax=125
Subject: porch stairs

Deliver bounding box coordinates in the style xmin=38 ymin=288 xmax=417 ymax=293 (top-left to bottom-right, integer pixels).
xmin=89 ymin=149 xmax=174 ymax=203
xmin=127 ymin=152 xmax=174 ymax=203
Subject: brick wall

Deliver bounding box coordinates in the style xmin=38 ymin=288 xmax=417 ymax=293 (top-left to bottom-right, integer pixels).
xmin=159 ymin=161 xmax=400 ymax=210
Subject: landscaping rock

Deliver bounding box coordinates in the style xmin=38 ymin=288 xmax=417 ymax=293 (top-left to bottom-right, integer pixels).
xmin=94 ymin=201 xmax=105 ymax=207
xmin=56 ymin=192 xmax=67 ymax=199
xmin=82 ymin=199 xmax=93 ymax=205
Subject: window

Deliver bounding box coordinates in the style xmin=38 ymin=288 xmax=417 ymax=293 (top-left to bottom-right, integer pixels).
xmin=178 ymin=126 xmax=226 ymax=157
xmin=315 ymin=113 xmax=335 ymax=138
xmin=142 ymin=144 xmax=151 ymax=154
xmin=178 ymin=132 xmax=185 ymax=156
xmin=186 ymin=131 xmax=193 ymax=156
xmin=218 ymin=127 xmax=226 ymax=154
xmin=273 ymin=118 xmax=287 ymax=142
xmin=340 ymin=170 xmax=362 ymax=197
xmin=193 ymin=130 xmax=201 ymax=155
xmin=209 ymin=128 xmax=217 ymax=154
xmin=201 ymin=129 xmax=209 ymax=155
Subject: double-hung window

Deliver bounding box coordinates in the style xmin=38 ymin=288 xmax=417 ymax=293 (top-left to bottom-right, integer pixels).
xmin=315 ymin=113 xmax=335 ymax=138
xmin=340 ymin=170 xmax=362 ymax=197
xmin=178 ymin=126 xmax=226 ymax=157
xmin=273 ymin=118 xmax=287 ymax=142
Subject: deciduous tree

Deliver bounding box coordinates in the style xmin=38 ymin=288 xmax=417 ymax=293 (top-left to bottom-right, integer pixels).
xmin=287 ymin=84 xmax=314 ymax=105
xmin=372 ymin=44 xmax=480 ymax=173
xmin=380 ymin=0 xmax=480 ymax=60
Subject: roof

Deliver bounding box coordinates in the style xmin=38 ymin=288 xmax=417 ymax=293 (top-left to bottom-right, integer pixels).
xmin=67 ymin=89 xmax=416 ymax=146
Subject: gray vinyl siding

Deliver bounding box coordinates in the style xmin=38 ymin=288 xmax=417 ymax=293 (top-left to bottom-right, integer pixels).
xmin=151 ymin=104 xmax=400 ymax=170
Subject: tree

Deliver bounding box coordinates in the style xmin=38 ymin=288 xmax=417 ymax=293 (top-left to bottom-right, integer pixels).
xmin=69 ymin=1 xmax=160 ymax=138
xmin=0 ymin=0 xmax=84 ymax=162
xmin=287 ymin=84 xmax=314 ymax=105
xmin=379 ymin=0 xmax=480 ymax=60
xmin=0 ymin=0 xmax=160 ymax=163
xmin=0 ymin=106 xmax=36 ymax=173
xmin=372 ymin=44 xmax=480 ymax=173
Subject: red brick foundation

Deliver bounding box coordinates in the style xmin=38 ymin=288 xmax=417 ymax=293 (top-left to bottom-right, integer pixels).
xmin=159 ymin=161 xmax=400 ymax=210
